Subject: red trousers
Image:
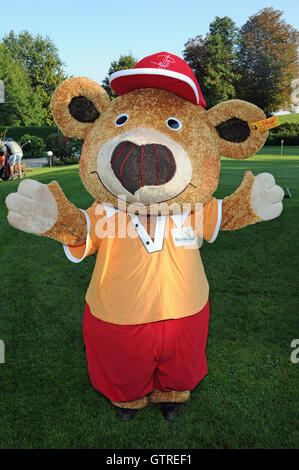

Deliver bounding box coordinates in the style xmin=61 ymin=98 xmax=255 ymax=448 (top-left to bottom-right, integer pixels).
xmin=83 ymin=300 xmax=210 ymax=403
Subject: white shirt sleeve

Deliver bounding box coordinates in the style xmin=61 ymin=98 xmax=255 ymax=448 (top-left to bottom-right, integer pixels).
xmin=208 ymin=199 xmax=223 ymax=243
xmin=63 ymin=209 xmax=91 ymax=263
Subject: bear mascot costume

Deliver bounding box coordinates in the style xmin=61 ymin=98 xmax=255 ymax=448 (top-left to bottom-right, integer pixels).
xmin=6 ymin=52 xmax=284 ymax=421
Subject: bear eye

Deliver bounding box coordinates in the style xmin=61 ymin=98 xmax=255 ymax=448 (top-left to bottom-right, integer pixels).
xmin=115 ymin=113 xmax=129 ymax=127
xmin=166 ymin=117 xmax=182 ymax=130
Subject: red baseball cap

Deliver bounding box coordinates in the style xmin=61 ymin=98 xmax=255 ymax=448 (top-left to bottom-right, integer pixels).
xmin=109 ymin=52 xmax=206 ymax=107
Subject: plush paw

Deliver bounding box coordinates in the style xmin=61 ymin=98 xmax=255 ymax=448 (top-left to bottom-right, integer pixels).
xmin=250 ymin=173 xmax=284 ymax=221
xmin=5 ymin=179 xmax=58 ymax=234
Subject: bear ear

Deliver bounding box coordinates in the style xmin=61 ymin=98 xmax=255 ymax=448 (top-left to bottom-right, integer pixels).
xmin=207 ymin=99 xmax=268 ymax=159
xmin=50 ymin=77 xmax=111 ymax=139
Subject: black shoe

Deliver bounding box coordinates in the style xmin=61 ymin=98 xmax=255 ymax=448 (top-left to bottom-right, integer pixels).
xmin=116 ymin=407 xmax=137 ymax=422
xmin=160 ymin=402 xmax=182 ymax=420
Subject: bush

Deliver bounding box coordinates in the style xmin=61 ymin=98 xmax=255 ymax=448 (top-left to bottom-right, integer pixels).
xmin=45 ymin=133 xmax=60 ymax=151
xmin=19 ymin=134 xmax=45 ymax=158
xmin=54 ymin=156 xmax=81 ymax=166
xmin=46 ymin=133 xmax=82 ymax=162
xmin=266 ymin=123 xmax=299 ymax=145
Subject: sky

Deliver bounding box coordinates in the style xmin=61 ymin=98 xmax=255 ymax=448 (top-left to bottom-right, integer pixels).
xmin=1 ymin=0 xmax=298 ymax=89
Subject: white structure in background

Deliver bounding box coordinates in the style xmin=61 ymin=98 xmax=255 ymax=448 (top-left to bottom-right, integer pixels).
xmin=291 ymin=79 xmax=299 ymax=107
xmin=0 ymin=339 xmax=4 ymax=364
xmin=0 ymin=80 xmax=4 ymax=103
xmin=274 ymin=78 xmax=299 ymax=116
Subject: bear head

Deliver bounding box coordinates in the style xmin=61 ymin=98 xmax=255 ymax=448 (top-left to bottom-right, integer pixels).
xmin=50 ymin=52 xmax=268 ymax=215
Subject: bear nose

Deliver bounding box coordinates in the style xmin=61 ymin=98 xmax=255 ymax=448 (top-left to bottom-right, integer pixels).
xmin=110 ymin=141 xmax=176 ymax=195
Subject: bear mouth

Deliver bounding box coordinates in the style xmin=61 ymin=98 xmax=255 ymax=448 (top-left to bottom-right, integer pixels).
xmin=110 ymin=141 xmax=176 ymax=195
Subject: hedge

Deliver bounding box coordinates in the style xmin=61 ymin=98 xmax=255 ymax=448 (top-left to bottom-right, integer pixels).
xmin=46 ymin=133 xmax=82 ymax=160
xmin=0 ymin=126 xmax=58 ymax=143
xmin=265 ymin=123 xmax=299 ymax=145
xmin=19 ymin=134 xmax=45 ymax=158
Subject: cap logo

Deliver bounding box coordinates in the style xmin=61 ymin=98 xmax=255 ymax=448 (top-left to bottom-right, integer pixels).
xmin=150 ymin=54 xmax=175 ymax=69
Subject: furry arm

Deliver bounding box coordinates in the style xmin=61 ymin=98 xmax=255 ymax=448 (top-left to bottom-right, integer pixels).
xmin=44 ymin=181 xmax=87 ymax=244
xmin=6 ymin=179 xmax=87 ymax=245
xmin=221 ymin=171 xmax=284 ymax=231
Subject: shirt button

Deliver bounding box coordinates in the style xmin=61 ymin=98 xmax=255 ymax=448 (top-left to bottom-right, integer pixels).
xmin=135 ymin=224 xmax=139 ymax=228
xmin=146 ymin=241 xmax=150 ymax=245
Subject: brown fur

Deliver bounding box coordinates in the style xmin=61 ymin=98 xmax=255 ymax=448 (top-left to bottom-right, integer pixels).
xmin=112 ymin=396 xmax=149 ymax=409
xmin=221 ymin=171 xmax=262 ymax=230
xmin=44 ymin=181 xmax=87 ymax=245
xmin=149 ymin=389 xmax=190 ymax=403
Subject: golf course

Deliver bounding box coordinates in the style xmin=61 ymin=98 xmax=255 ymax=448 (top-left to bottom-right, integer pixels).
xmin=0 ymin=145 xmax=298 ymax=449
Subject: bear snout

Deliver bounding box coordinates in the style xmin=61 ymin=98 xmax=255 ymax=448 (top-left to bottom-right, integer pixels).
xmin=110 ymin=141 xmax=176 ymax=195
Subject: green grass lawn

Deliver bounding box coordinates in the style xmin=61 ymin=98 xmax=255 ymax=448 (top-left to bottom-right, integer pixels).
xmin=277 ymin=113 xmax=299 ymax=124
xmin=0 ymin=146 xmax=298 ymax=449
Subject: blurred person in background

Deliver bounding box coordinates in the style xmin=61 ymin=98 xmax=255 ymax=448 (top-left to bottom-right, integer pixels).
xmin=4 ymin=138 xmax=23 ymax=180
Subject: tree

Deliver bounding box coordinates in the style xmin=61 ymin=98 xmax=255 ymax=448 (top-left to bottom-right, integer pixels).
xmin=0 ymin=44 xmax=44 ymax=126
xmin=183 ymin=17 xmax=239 ymax=108
xmin=2 ymin=31 xmax=67 ymax=124
xmin=236 ymin=8 xmax=299 ymax=114
xmin=102 ymin=54 xmax=137 ymax=100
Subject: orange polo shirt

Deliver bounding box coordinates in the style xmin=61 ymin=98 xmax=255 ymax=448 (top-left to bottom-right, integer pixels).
xmin=64 ymin=198 xmax=222 ymax=325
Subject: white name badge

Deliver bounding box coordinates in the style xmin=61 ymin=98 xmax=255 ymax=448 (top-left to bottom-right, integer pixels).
xmin=171 ymin=226 xmax=196 ymax=247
